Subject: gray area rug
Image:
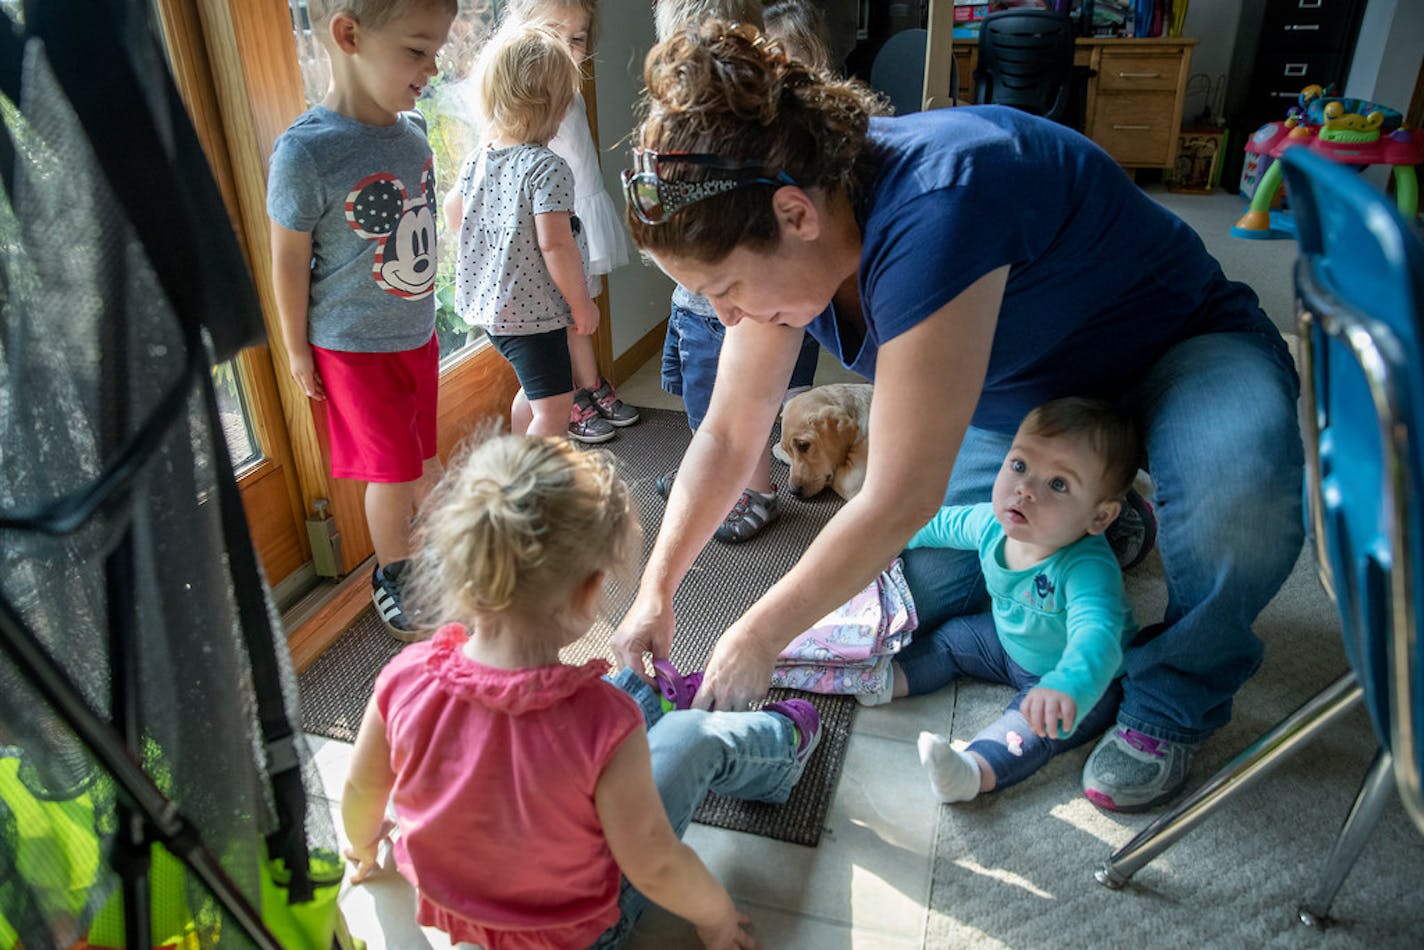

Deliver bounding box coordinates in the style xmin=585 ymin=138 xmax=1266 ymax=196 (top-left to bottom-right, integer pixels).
xmin=924 ymin=542 xmax=1424 ymax=946
xmin=299 ymin=407 xmax=856 ymax=846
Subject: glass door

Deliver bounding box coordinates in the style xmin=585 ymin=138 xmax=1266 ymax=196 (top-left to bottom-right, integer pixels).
xmin=152 ymin=0 xmax=521 ymax=622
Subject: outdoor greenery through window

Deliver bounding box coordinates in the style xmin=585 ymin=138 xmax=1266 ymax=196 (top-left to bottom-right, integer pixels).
xmin=212 ymin=363 xmax=260 ymax=471
xmin=287 ymin=0 xmax=499 ymax=364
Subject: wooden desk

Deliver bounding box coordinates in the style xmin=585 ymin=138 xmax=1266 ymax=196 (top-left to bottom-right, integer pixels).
xmin=949 ymin=37 xmax=1196 ymax=170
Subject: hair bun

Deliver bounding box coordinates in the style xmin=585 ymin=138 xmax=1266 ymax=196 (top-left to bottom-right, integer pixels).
xmin=645 ymin=21 xmax=791 ymax=127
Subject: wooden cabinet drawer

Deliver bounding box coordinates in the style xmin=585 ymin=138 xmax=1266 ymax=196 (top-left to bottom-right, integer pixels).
xmin=1095 ymin=53 xmax=1183 ymax=92
xmin=1088 ymin=92 xmax=1176 ymax=166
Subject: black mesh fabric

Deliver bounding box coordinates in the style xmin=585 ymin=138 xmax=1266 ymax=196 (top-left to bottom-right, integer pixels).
xmin=0 ymin=10 xmax=334 ymax=949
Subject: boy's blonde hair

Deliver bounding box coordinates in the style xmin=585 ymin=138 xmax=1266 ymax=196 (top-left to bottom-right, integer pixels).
xmin=472 ymin=22 xmax=582 ymax=144
xmin=408 ymin=433 xmax=639 ymax=620
xmin=764 ymin=0 xmax=830 ymax=72
xmin=506 ymin=0 xmax=601 ymax=55
xmin=654 ymin=0 xmax=764 ymax=42
xmin=309 ymin=0 xmax=458 ymax=34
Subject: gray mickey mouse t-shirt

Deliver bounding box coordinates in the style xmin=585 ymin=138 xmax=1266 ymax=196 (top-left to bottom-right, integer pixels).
xmin=267 ymin=105 xmax=437 ymax=353
xmin=453 ymin=143 xmax=587 ymax=335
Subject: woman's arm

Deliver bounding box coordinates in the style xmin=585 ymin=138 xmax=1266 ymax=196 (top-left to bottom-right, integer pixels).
xmin=534 ymin=210 xmax=599 ymax=335
xmin=269 ymin=222 xmax=322 ymax=400
xmin=595 ymin=732 xmax=758 ymax=949
xmin=612 ymin=322 xmax=804 ymax=678
xmin=695 ymin=266 xmax=1010 ymax=710
xmin=342 ymin=697 xmax=397 ymax=883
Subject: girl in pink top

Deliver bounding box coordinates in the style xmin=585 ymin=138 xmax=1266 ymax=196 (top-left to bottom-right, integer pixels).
xmin=341 ymin=433 xmax=822 ymax=949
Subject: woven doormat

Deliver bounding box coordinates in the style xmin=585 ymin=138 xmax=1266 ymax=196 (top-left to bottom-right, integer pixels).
xmin=298 ymin=407 xmax=856 ymax=846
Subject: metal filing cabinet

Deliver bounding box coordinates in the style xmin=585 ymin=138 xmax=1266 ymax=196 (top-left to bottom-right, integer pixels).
xmin=1223 ymin=0 xmax=1367 ymax=188
xmin=1243 ymin=0 xmax=1367 ymax=131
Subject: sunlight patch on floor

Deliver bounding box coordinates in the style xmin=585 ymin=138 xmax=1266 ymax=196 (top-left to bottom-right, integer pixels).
xmin=951 ymin=858 xmax=1055 ymax=899
xmin=1048 ymin=798 xmax=1139 ymax=847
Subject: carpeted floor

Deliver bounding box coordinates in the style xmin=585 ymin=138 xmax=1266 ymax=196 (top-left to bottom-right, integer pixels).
xmin=299 ymin=407 xmax=857 ymax=846
xmin=923 ymin=521 xmax=1424 ymax=947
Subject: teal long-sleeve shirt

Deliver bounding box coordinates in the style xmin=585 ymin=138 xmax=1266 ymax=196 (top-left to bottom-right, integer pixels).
xmin=906 ymin=503 xmax=1137 ymax=733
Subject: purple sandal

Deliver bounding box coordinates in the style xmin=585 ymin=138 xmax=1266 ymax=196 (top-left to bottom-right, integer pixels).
xmin=653 ymin=658 xmax=705 ymax=712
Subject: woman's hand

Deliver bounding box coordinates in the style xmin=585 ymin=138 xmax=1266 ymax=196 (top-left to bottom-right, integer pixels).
xmin=696 ymin=908 xmax=760 ymax=950
xmin=1021 ymin=687 xmax=1076 ymax=738
xmin=692 ymin=624 xmax=779 ymax=711
xmin=612 ymin=592 xmax=677 ymax=684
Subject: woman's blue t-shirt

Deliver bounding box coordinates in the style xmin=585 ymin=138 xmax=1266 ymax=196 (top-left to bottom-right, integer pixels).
xmin=805 ymin=106 xmax=1274 ymax=432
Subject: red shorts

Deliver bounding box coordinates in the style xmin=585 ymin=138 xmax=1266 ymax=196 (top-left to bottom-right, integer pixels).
xmin=312 ymin=335 xmax=438 ymax=483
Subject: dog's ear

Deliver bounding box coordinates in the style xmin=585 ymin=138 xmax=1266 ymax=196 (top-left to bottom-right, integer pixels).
xmin=823 ymin=413 xmax=862 ymax=460
xmin=833 ymin=437 xmax=869 ymax=499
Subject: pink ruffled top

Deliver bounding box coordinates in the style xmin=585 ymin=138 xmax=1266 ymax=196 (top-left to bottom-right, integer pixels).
xmin=374 ymin=624 xmax=643 ymax=950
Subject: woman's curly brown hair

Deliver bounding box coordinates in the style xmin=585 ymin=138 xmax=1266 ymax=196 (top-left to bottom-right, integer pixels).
xmin=628 ymin=21 xmax=887 ymax=262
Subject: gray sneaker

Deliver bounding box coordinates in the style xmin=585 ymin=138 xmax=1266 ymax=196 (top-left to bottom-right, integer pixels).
xmin=1082 ymin=725 xmax=1194 ymax=813
xmin=714 ymin=487 xmax=780 ymax=543
xmin=587 ymin=377 xmax=641 ymax=427
xmin=1105 ymin=488 xmax=1157 ymax=571
xmin=568 ymin=390 xmax=616 ymax=444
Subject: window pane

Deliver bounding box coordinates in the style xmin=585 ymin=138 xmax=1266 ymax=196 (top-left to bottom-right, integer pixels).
xmin=213 ymin=361 xmax=260 ymax=472
xmin=286 ymin=1 xmax=498 ymax=363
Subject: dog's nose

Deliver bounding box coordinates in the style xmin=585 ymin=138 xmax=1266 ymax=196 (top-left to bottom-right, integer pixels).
xmin=787 ymin=483 xmax=805 ymax=498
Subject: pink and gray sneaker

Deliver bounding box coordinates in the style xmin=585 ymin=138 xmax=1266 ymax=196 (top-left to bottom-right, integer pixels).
xmin=1082 ymin=725 xmax=1194 ymax=812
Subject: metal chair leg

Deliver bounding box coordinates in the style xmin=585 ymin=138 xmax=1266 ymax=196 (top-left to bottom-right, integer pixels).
xmin=1097 ymin=672 xmax=1362 ymax=889
xmin=1297 ymin=749 xmax=1394 ymax=928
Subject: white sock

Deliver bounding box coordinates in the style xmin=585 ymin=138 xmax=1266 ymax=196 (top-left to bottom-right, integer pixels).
xmin=917 ymin=731 xmax=981 ymax=803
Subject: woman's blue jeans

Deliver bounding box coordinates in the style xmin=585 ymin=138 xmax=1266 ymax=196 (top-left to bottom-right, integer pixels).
xmin=900 ymin=330 xmax=1304 ymax=745
xmin=590 ymin=669 xmax=802 ymax=947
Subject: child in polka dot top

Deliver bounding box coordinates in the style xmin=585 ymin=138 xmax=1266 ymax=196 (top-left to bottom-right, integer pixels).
xmin=445 ymin=20 xmax=633 ymax=444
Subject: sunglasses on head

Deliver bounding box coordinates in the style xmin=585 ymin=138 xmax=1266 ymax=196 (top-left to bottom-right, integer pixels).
xmin=622 ymin=148 xmax=797 ymax=225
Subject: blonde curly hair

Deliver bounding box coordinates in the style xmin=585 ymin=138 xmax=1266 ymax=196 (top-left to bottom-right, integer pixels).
xmin=628 ymin=21 xmax=886 ymax=261
xmin=406 ymin=432 xmax=639 ymax=622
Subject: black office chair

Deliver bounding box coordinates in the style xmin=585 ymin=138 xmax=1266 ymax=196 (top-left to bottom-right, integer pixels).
xmin=870 ymin=27 xmax=928 ymax=116
xmin=973 ymin=9 xmax=1077 ymax=123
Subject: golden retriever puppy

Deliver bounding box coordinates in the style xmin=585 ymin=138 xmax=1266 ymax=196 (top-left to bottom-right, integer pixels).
xmin=778 ymin=383 xmax=873 ymax=500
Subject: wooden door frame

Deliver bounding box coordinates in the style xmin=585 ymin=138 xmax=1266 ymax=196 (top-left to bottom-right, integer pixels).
xmin=156 ymin=0 xmax=310 ymax=585
xmin=157 ymin=0 xmax=520 ymax=663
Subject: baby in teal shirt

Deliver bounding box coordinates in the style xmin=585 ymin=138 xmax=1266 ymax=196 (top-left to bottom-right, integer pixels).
xmin=870 ymin=397 xmax=1139 ymax=803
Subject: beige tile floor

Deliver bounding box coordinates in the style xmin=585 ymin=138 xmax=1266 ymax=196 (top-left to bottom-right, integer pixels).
xmin=310 ymin=351 xmax=959 ymax=947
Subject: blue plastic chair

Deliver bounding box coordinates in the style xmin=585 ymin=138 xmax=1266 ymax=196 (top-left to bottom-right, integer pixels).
xmin=1288 ymin=146 xmax=1424 ymax=850
xmin=1094 ymin=147 xmax=1424 ymax=927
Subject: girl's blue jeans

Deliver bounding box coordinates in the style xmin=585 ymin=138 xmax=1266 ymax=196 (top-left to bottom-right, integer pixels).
xmin=898 ymin=611 xmax=1122 ymax=789
xmin=589 ymin=669 xmax=803 ymax=947
xmin=900 ymin=330 xmax=1304 ymax=746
